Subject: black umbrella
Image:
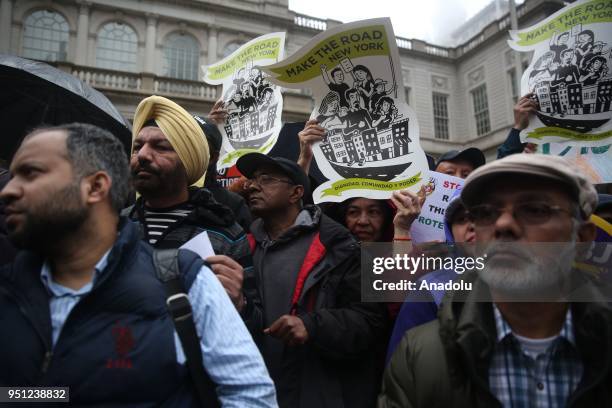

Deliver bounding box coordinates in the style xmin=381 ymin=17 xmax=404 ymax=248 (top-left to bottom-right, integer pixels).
xmin=0 ymin=54 xmax=132 ymax=161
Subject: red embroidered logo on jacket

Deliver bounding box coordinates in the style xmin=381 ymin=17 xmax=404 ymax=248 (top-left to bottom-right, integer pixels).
xmin=106 ymin=321 xmax=135 ymax=369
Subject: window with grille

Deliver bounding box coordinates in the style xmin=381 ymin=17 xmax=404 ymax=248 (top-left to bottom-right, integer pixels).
xmin=22 ymin=10 xmax=69 ymax=62
xmin=404 ymin=87 xmax=411 ymax=105
xmin=223 ymin=42 xmax=241 ymax=58
xmin=163 ymin=33 xmax=200 ymax=80
xmin=96 ymin=22 xmax=138 ymax=72
xmin=508 ymin=68 xmax=519 ymax=103
xmin=471 ymin=84 xmax=490 ymax=136
xmin=432 ymin=93 xmax=449 ymax=140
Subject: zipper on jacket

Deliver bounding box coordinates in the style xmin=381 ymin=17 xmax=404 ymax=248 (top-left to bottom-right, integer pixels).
xmin=40 ymin=351 xmax=53 ymax=374
xmin=0 ymin=285 xmax=55 ymax=378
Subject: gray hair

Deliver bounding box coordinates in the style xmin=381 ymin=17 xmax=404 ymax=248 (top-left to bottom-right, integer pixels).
xmin=30 ymin=123 xmax=131 ymax=213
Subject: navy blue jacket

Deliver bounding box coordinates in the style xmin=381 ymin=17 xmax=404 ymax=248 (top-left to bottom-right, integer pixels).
xmin=497 ymin=128 xmax=525 ymax=159
xmin=0 ymin=219 xmax=208 ymax=407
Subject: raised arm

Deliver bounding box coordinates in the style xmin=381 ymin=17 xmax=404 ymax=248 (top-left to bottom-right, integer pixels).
xmin=297 ymin=119 xmax=326 ymax=174
xmin=320 ymin=64 xmax=331 ymax=86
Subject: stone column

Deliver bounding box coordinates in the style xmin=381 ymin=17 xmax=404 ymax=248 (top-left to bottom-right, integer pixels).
xmin=0 ymin=0 xmax=14 ymax=53
xmin=207 ymin=25 xmax=218 ymax=64
xmin=144 ymin=14 xmax=158 ymax=73
xmin=75 ymin=1 xmax=90 ymax=65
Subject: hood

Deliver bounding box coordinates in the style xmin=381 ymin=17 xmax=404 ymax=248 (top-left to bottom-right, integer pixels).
xmin=250 ymin=204 xmax=321 ymax=244
xmin=133 ymin=187 xmax=235 ymax=229
xmin=186 ymin=187 xmax=235 ymax=228
xmin=328 ymin=198 xmax=396 ymax=242
xmin=443 ymin=189 xmax=464 ymax=244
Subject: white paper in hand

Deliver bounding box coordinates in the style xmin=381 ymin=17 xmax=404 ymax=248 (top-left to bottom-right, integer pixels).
xmin=180 ymin=231 xmax=216 ymax=259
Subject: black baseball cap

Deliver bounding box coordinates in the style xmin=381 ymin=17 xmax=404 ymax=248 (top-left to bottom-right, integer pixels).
xmin=436 ymin=147 xmax=486 ymax=170
xmin=236 ymin=153 xmax=310 ymax=192
xmin=193 ymin=115 xmax=223 ymax=153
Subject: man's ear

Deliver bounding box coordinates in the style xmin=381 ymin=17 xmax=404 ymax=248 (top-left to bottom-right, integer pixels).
xmin=289 ymin=185 xmax=304 ymax=205
xmin=577 ymin=221 xmax=597 ymax=243
xmin=83 ymin=171 xmax=112 ymax=205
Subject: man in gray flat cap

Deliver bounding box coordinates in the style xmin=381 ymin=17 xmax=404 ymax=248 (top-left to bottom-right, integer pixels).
xmin=380 ymin=154 xmax=612 ymax=408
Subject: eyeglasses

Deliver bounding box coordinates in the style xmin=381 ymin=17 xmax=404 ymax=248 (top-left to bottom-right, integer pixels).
xmin=243 ymin=174 xmax=294 ymax=189
xmin=467 ymin=202 xmax=575 ymax=226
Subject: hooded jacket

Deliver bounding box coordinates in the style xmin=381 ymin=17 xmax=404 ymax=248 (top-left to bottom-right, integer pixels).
xmin=379 ymin=275 xmax=612 ymax=408
xmin=249 ymin=205 xmax=389 ymax=408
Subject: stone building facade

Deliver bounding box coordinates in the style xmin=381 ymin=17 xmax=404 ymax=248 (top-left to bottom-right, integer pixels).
xmin=0 ymin=0 xmax=565 ymax=159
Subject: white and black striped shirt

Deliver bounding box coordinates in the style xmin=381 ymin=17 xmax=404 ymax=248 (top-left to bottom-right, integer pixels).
xmin=142 ymin=204 xmax=193 ymax=245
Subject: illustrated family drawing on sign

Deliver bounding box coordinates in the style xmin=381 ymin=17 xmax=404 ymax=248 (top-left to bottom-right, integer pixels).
xmin=529 ymin=25 xmax=611 ymax=122
xmin=316 ymin=57 xmax=414 ymax=181
xmin=222 ymin=63 xmax=279 ymax=148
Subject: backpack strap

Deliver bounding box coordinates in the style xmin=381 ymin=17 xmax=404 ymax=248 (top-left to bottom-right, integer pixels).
xmin=153 ymin=249 xmax=219 ymax=407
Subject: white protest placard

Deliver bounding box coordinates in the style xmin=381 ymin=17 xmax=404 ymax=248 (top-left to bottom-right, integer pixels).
xmin=508 ymin=0 xmax=612 ymax=147
xmin=203 ymin=33 xmax=286 ymax=168
xmin=409 ymin=172 xmax=464 ymax=243
xmin=261 ymin=18 xmax=428 ymax=203
xmin=537 ymin=142 xmax=612 ymax=183
xmin=180 ymin=231 xmax=215 ymax=260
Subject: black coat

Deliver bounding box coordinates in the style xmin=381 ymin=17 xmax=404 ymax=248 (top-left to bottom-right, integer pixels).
xmin=251 ymin=205 xmax=389 ymax=408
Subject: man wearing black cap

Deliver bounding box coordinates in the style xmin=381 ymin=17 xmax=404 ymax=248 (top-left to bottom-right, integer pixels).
xmin=193 ymin=114 xmax=252 ymax=231
xmin=237 ymin=152 xmax=388 ymax=408
xmin=435 ymin=147 xmax=486 ymax=179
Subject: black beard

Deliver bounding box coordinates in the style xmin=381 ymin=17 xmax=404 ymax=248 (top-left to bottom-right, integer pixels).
xmin=8 ymin=182 xmax=88 ymax=252
xmin=132 ymin=162 xmax=187 ymax=204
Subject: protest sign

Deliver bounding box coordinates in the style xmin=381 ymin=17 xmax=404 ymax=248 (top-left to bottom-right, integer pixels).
xmin=215 ymin=164 xmax=242 ymax=188
xmin=537 ymin=142 xmax=612 ymax=183
xmin=409 ymin=172 xmax=464 ymax=243
xmin=262 ymin=18 xmax=428 ymax=203
xmin=592 ymin=214 xmax=612 ymax=242
xmin=203 ymin=32 xmax=285 ymax=168
xmin=508 ymin=0 xmax=612 ymax=147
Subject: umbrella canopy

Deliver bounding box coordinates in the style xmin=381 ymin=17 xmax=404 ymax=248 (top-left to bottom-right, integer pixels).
xmin=0 ymin=54 xmax=132 ymax=161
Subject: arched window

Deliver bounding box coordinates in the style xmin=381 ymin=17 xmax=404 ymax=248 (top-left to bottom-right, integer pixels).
xmin=22 ymin=10 xmax=69 ymax=62
xmin=163 ymin=33 xmax=200 ymax=80
xmin=222 ymin=41 xmax=241 ymax=58
xmin=96 ymin=22 xmax=138 ymax=72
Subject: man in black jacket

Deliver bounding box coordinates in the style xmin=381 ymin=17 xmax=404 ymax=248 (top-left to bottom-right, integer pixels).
xmin=237 ymin=152 xmax=389 ymax=408
xmin=126 ymin=95 xmax=262 ymax=336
